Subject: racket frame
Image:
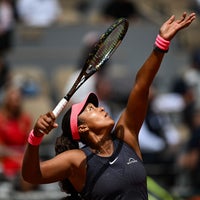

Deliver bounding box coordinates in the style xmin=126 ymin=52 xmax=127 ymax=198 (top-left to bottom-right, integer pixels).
xmin=53 ymin=18 xmax=129 ymax=117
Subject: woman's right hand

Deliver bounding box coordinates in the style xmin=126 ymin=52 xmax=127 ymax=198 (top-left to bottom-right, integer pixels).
xmin=33 ymin=112 xmax=58 ymax=137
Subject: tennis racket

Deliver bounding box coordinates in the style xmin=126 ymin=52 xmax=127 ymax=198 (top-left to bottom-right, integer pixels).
xmin=53 ymin=18 xmax=129 ymax=118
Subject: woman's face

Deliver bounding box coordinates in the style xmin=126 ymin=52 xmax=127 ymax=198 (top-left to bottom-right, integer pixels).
xmin=78 ymin=103 xmax=115 ymax=134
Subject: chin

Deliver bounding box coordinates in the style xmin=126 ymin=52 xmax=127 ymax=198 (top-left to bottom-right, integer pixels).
xmin=109 ymin=121 xmax=115 ymax=130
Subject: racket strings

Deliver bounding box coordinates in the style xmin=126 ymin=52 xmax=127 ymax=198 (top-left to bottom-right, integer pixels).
xmin=53 ymin=18 xmax=128 ymax=117
xmin=89 ymin=23 xmax=127 ymax=68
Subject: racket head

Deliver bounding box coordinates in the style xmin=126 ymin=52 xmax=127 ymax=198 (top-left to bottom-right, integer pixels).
xmin=85 ymin=18 xmax=129 ymax=71
xmin=66 ymin=18 xmax=129 ymax=100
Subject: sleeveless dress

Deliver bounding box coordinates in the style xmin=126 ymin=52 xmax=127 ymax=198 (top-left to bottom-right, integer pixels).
xmin=80 ymin=138 xmax=148 ymax=200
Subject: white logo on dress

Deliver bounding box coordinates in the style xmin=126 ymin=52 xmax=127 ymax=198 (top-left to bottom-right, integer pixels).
xmin=127 ymin=158 xmax=138 ymax=165
xmin=109 ymin=157 xmax=119 ymax=165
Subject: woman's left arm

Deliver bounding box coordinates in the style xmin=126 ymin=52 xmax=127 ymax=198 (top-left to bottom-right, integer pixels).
xmin=118 ymin=12 xmax=196 ymax=144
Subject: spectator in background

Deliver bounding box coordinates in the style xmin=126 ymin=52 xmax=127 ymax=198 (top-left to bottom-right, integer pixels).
xmin=17 ymin=0 xmax=62 ymax=28
xmin=175 ymin=108 xmax=200 ymax=199
xmin=139 ymin=85 xmax=182 ymax=187
xmin=101 ymin=0 xmax=139 ymax=22
xmin=139 ymin=85 xmax=168 ymax=162
xmin=0 ymin=56 xmax=11 ymax=103
xmin=181 ymin=48 xmax=200 ymax=108
xmin=170 ymin=50 xmax=200 ymax=143
xmin=171 ymin=77 xmax=196 ymax=132
xmin=0 ymin=0 xmax=15 ymax=55
xmin=0 ymin=85 xmax=37 ymax=191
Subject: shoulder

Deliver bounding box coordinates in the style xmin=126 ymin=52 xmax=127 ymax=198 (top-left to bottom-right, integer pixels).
xmin=70 ymin=149 xmax=86 ymax=156
xmin=58 ymin=149 xmax=87 ymax=166
xmin=60 ymin=149 xmax=86 ymax=158
xmin=47 ymin=149 xmax=87 ymax=176
xmin=113 ymin=123 xmax=142 ymax=159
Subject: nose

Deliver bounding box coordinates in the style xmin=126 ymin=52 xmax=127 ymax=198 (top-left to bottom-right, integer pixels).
xmin=99 ymin=106 xmax=104 ymax=111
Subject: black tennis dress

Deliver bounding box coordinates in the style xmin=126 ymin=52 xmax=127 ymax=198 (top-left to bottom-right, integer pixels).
xmin=80 ymin=138 xmax=148 ymax=200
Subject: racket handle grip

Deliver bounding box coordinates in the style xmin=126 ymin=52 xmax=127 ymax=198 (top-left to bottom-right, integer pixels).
xmin=53 ymin=98 xmax=68 ymax=118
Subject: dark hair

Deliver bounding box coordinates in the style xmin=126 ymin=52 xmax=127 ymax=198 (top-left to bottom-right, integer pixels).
xmin=55 ymin=108 xmax=82 ymax=199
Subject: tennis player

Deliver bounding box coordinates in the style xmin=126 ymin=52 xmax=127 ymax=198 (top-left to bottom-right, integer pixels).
xmin=22 ymin=12 xmax=196 ymax=200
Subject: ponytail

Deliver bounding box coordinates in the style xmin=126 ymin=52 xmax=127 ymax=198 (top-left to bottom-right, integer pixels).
xmin=55 ymin=108 xmax=82 ymax=199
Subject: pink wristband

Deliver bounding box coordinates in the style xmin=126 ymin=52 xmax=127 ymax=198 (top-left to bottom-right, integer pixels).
xmin=154 ymin=34 xmax=170 ymax=52
xmin=28 ymin=130 xmax=43 ymax=146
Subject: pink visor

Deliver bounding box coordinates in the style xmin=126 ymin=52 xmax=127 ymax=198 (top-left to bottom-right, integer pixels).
xmin=70 ymin=93 xmax=98 ymax=140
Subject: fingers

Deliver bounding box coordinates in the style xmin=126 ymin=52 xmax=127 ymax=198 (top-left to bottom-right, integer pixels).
xmin=168 ymin=12 xmax=196 ymax=25
xmin=34 ymin=112 xmax=58 ymax=136
xmin=46 ymin=111 xmax=56 ymax=120
xmin=179 ymin=12 xmax=187 ymax=22
xmin=167 ymin=15 xmax=175 ymax=24
xmin=178 ymin=13 xmax=196 ymax=30
xmin=159 ymin=12 xmax=196 ymax=40
xmin=186 ymin=12 xmax=196 ymax=24
xmin=178 ymin=12 xmax=196 ymax=25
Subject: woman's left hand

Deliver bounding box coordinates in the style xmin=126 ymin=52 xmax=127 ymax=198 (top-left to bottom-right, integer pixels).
xmin=159 ymin=12 xmax=196 ymax=41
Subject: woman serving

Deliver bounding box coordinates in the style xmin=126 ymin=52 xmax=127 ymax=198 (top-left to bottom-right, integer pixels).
xmin=22 ymin=12 xmax=196 ymax=200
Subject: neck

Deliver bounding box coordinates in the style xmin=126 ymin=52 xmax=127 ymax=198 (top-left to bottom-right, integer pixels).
xmin=92 ymin=138 xmax=114 ymax=156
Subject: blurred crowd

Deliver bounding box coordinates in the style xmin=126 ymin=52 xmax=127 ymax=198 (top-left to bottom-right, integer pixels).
xmin=0 ymin=0 xmax=200 ymax=200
